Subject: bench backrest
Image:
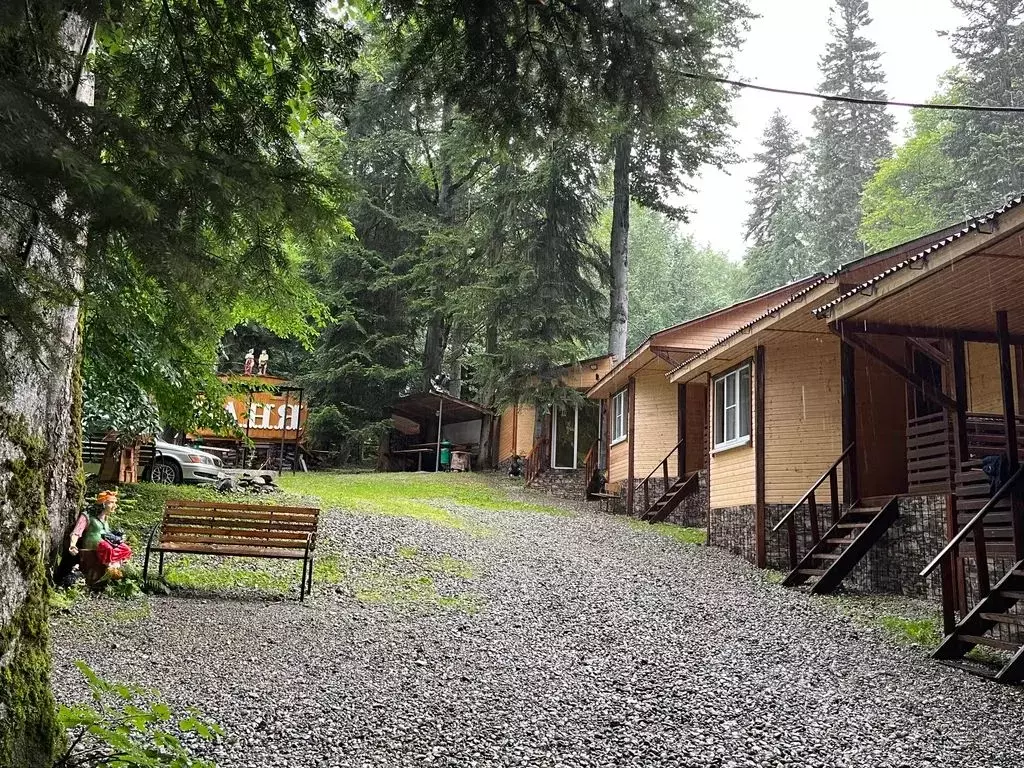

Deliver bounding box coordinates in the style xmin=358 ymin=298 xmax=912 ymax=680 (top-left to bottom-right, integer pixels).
xmin=161 ymin=500 xmax=321 ymax=551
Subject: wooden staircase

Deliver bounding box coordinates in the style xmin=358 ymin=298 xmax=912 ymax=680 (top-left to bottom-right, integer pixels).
xmin=639 ymin=472 xmax=699 ymax=523
xmin=782 ymin=497 xmax=900 ymax=593
xmin=932 ymin=561 xmax=1024 ymax=682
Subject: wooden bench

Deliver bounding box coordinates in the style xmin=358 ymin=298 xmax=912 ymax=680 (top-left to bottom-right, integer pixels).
xmin=143 ymin=500 xmax=321 ymax=600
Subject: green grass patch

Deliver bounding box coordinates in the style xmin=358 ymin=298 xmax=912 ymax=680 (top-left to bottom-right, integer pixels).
xmin=876 ymin=615 xmax=942 ymax=647
xmin=627 ymin=519 xmax=707 ymax=545
xmin=354 ymin=572 xmax=480 ymax=613
xmin=278 ymin=472 xmax=569 ymax=531
xmin=162 ymin=555 xmax=295 ymax=594
xmin=762 ymin=569 xmax=785 ymax=584
xmin=110 ymin=600 xmax=152 ymax=623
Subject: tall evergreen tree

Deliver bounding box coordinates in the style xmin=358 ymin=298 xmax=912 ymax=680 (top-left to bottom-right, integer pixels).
xmin=742 ymin=111 xmax=813 ymax=296
xmin=944 ymin=0 xmax=1024 ymax=212
xmin=807 ymin=0 xmax=894 ymax=270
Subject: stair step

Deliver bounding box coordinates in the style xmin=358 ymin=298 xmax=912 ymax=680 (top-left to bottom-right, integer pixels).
xmin=979 ymin=612 xmax=1024 ymax=625
xmin=850 ymin=507 xmax=883 ymax=515
xmin=824 ymin=537 xmax=857 ymax=546
xmin=997 ymin=590 xmax=1024 ymax=600
xmin=937 ymin=659 xmax=1001 ymax=680
xmin=958 ymin=634 xmax=1022 ymax=653
xmin=796 ymin=568 xmax=827 ymax=576
xmin=812 ymin=553 xmax=843 ymax=561
xmin=836 ymin=522 xmax=871 ymax=529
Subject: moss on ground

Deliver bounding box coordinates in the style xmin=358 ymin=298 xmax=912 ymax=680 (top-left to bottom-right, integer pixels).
xmin=278 ymin=472 xmax=568 ymax=532
xmin=818 ymin=592 xmax=944 ymax=649
xmin=627 ymin=519 xmax=708 ymax=545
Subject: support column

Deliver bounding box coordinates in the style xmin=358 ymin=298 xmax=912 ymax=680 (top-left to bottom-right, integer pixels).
xmin=677 ymin=384 xmax=687 ymax=477
xmin=754 ymin=345 xmax=767 ymax=569
xmin=626 ymin=376 xmax=636 ymax=515
xmin=840 ymin=340 xmax=858 ymax=505
xmin=996 ymin=311 xmax=1024 ymax=560
xmin=950 ymin=333 xmax=970 ymax=616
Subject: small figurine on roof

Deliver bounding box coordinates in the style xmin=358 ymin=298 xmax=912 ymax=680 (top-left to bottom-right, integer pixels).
xmin=68 ymin=490 xmax=133 ymax=588
xmin=258 ymin=349 xmax=269 ymax=375
xmin=243 ymin=348 xmax=255 ymax=375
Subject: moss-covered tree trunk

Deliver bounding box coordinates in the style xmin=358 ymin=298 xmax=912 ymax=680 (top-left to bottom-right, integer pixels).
xmin=0 ymin=14 xmax=90 ymax=764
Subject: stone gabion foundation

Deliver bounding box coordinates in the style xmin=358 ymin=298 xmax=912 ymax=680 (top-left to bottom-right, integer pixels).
xmin=615 ymin=470 xmax=709 ymax=526
xmin=527 ymin=467 xmax=586 ymax=500
xmin=710 ymin=495 xmax=950 ymax=601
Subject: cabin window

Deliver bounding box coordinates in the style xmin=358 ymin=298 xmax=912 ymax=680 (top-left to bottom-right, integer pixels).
xmin=611 ymin=389 xmax=628 ymax=444
xmin=713 ymin=364 xmax=751 ymax=451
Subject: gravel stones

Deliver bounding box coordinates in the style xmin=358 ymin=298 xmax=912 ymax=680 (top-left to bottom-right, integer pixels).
xmin=51 ymin=481 xmax=1024 ymax=767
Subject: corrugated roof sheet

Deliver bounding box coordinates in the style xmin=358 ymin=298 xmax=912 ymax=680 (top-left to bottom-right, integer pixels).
xmin=812 ymin=195 xmax=1024 ymax=318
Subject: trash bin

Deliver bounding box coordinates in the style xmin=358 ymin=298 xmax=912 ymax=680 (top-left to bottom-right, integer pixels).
xmin=439 ymin=440 xmax=452 ymax=471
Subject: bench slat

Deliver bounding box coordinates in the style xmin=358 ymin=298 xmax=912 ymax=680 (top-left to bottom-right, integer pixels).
xmin=161 ymin=508 xmax=318 ymax=525
xmin=165 ymin=500 xmax=319 ymax=515
xmin=160 ymin=525 xmax=312 ymax=540
xmin=152 ymin=542 xmax=306 ymax=559
xmin=158 ymin=533 xmax=308 ymax=549
xmin=162 ymin=516 xmax=316 ymax=532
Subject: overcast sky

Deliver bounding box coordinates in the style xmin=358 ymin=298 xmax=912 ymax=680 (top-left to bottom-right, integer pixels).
xmin=679 ymin=0 xmax=965 ymax=262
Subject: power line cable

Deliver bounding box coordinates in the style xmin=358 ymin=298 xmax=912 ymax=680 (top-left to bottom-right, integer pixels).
xmin=676 ymin=70 xmax=1024 ymax=114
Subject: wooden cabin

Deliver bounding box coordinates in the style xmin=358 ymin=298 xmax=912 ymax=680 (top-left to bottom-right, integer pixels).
xmin=667 ymin=225 xmax=979 ymax=594
xmin=495 ymin=355 xmax=615 ymax=496
xmin=817 ymin=196 xmax=1024 ymax=681
xmin=584 ymin=280 xmax=821 ymax=521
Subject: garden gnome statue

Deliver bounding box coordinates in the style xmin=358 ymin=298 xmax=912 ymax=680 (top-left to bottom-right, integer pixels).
xmin=243 ymin=348 xmax=255 ymax=375
xmin=67 ymin=490 xmax=133 ymax=588
xmin=258 ymin=349 xmax=269 ymax=375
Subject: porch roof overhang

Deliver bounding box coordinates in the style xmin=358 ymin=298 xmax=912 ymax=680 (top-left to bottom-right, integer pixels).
xmin=815 ymin=195 xmax=1024 ymax=332
xmin=392 ymin=392 xmax=493 ymax=425
xmin=586 ymin=345 xmax=691 ymax=399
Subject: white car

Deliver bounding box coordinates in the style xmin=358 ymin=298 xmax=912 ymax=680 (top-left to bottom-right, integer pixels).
xmin=148 ymin=440 xmax=225 ymax=485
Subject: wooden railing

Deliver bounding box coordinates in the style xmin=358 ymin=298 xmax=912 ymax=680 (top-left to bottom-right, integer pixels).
xmin=922 ymin=465 xmax=1024 ymax=634
xmin=524 ymin=436 xmax=550 ymax=486
xmin=638 ymin=437 xmax=686 ymax=516
xmin=964 ymin=412 xmax=1024 ymax=462
xmin=581 ymin=440 xmax=599 ymax=497
xmin=907 ymin=412 xmax=954 ymax=493
xmin=773 ymin=444 xmax=854 ymax=570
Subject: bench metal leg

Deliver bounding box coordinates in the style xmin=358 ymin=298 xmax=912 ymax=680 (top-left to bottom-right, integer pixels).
xmin=158 ymin=551 xmax=165 ymax=576
xmin=307 ymin=552 xmax=314 ymax=594
xmin=143 ymin=526 xmax=158 ymax=583
xmin=300 ymin=554 xmax=309 ymax=601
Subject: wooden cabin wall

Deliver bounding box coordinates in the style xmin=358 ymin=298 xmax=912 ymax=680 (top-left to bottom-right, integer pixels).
xmin=966 ymin=342 xmax=1019 ymax=413
xmin=710 ymin=441 xmax=755 ymax=507
xmin=497 ymin=404 xmax=539 ymax=463
xmin=684 ymin=382 xmax=707 ymax=475
xmin=763 ymin=333 xmax=845 ymax=505
xmin=855 ymin=337 xmax=908 ymax=498
xmin=631 ymin=370 xmax=680 ymax=479
xmin=608 ymin=440 xmax=628 ymax=488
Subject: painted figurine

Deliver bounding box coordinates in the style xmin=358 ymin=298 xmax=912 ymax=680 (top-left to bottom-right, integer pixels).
xmin=68 ymin=490 xmax=133 ymax=587
xmin=243 ymin=348 xmax=255 ymax=375
xmin=258 ymin=349 xmax=269 ymax=376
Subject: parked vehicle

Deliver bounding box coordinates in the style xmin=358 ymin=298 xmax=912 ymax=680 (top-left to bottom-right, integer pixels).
xmin=147 ymin=440 xmax=225 ymax=485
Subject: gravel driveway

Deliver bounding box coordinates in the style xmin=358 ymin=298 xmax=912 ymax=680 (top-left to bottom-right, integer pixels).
xmin=51 ymin=479 xmax=1024 ymax=768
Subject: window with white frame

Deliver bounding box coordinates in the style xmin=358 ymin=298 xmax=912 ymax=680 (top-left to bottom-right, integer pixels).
xmin=713 ymin=364 xmax=752 ymax=450
xmin=611 ymin=388 xmax=628 ymax=444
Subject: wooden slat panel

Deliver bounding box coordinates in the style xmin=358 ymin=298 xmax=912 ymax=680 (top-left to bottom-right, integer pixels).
xmin=161 ymin=525 xmax=312 ymax=540
xmin=159 ymin=533 xmax=307 ymax=549
xmin=165 ymin=500 xmax=319 ymax=515
xmin=164 ymin=507 xmax=318 ymax=524
xmin=152 ymin=542 xmax=306 ymax=559
xmin=162 ymin=515 xmax=315 ymax=531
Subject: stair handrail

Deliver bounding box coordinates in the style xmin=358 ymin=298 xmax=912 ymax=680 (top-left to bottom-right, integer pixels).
xmin=523 ymin=435 xmax=550 ymax=486
xmin=581 ymin=440 xmax=599 ymax=498
xmin=637 ymin=436 xmax=687 ymax=516
xmin=772 ymin=443 xmax=854 ymax=533
xmin=772 ymin=443 xmax=853 ymax=571
xmin=920 ymin=464 xmax=1024 ymax=579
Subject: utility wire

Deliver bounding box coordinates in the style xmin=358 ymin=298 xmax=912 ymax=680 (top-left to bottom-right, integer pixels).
xmin=677 ymin=70 xmax=1024 ymax=114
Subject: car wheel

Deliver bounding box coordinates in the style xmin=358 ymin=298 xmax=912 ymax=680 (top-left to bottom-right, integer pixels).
xmin=150 ymin=458 xmax=182 ymax=485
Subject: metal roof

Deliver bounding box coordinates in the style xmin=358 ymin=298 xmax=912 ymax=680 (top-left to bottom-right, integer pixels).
xmin=812 ymin=195 xmax=1024 ymax=318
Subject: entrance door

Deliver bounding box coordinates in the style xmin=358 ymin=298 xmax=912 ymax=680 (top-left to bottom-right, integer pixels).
xmin=552 ymin=402 xmax=601 ymax=469
xmin=552 ymin=405 xmax=578 ymax=469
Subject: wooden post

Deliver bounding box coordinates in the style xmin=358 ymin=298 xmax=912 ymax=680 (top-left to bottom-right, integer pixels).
xmin=996 ymin=310 xmax=1024 ymax=560
xmin=951 ymin=335 xmax=970 ymax=615
xmin=808 ymin=490 xmax=820 ymax=545
xmin=754 ymin=345 xmax=767 ymax=569
xmin=677 ymin=384 xmax=687 ymax=477
xmin=626 ymin=376 xmax=636 ymax=516
xmin=704 ymin=376 xmax=713 ymax=547
xmin=840 ymin=341 xmax=858 ymax=505
xmin=511 ymin=404 xmax=518 ymax=458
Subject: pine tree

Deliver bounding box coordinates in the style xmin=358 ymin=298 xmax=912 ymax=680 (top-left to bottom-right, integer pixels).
xmin=944 ymin=0 xmax=1024 ymax=212
xmin=807 ymin=0 xmax=894 ymax=270
xmin=742 ymin=111 xmax=813 ymax=296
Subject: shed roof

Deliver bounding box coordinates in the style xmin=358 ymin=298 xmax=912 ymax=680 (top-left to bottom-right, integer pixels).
xmin=392 ymin=392 xmax=492 ymax=425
